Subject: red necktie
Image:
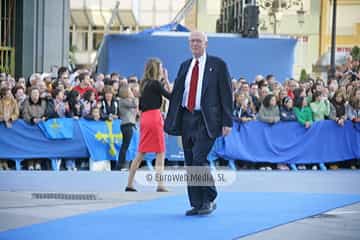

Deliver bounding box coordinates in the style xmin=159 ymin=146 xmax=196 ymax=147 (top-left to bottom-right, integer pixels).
xmin=187 ymin=60 xmax=199 ymax=112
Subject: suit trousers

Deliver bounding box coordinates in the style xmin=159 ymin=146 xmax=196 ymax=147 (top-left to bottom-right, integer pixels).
xmin=181 ymin=108 xmax=217 ymax=209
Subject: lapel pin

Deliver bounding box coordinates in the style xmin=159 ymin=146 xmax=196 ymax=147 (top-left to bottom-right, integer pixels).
xmin=209 ymin=68 xmax=213 ymax=72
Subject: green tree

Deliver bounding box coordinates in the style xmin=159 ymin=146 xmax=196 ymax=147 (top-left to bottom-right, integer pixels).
xmin=351 ymin=46 xmax=359 ymax=61
xmin=299 ymin=69 xmax=308 ymax=82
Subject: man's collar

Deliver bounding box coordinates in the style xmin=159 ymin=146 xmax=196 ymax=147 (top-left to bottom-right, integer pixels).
xmin=193 ymin=52 xmax=207 ymax=63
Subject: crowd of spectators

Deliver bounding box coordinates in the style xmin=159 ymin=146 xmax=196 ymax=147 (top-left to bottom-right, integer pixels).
xmin=0 ymin=55 xmax=359 ymax=171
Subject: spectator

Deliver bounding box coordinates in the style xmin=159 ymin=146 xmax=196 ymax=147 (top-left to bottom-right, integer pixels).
xmin=127 ymin=75 xmax=139 ymax=84
xmin=13 ymin=86 xmax=27 ymax=113
xmin=100 ymin=86 xmax=119 ymax=121
xmin=29 ymin=73 xmax=41 ymax=87
xmin=95 ymin=80 xmax=105 ymax=101
xmin=231 ymin=79 xmax=238 ymax=93
xmin=41 ymin=73 xmax=53 ymax=93
xmin=81 ymin=90 xmax=97 ymax=117
xmin=254 ymin=75 xmax=264 ymax=83
xmin=294 ymin=96 xmax=313 ymax=128
xmin=129 ymin=81 xmax=140 ymax=98
xmin=328 ymin=78 xmax=338 ymax=99
xmin=22 ymin=87 xmax=47 ymax=124
xmin=57 ymin=66 xmax=69 ymax=81
xmin=233 ymin=91 xmax=255 ymax=123
xmin=329 ymin=90 xmax=347 ymax=126
xmin=46 ymin=88 xmax=69 ymax=118
xmin=67 ymin=90 xmax=83 ymax=119
xmin=37 ymin=80 xmax=51 ymax=99
xmin=258 ymin=85 xmax=270 ymax=105
xmin=280 ymin=96 xmax=296 ymax=121
xmin=0 ymin=87 xmax=19 ymax=128
xmin=110 ymin=72 xmax=120 ymax=82
xmin=112 ymin=80 xmax=120 ymax=98
xmin=265 ymin=74 xmax=276 ymax=91
xmin=62 ymin=74 xmax=72 ymax=92
xmin=287 ymin=79 xmax=298 ymax=99
xmin=119 ymin=76 xmax=128 ymax=86
xmin=21 ymin=87 xmax=47 ymax=170
xmin=65 ymin=88 xmax=83 ymax=171
xmin=17 ymin=77 xmax=27 ymax=91
xmin=117 ymin=84 xmax=138 ymax=170
xmin=239 ymin=82 xmax=250 ymax=96
xmin=277 ymin=89 xmax=288 ymax=105
xmin=293 ymin=87 xmax=306 ymax=99
xmin=346 ymin=87 xmax=360 ymax=122
xmin=250 ymin=83 xmax=260 ymax=112
xmin=95 ymin=73 xmax=105 ymax=83
xmin=258 ymin=94 xmax=280 ymax=124
xmin=73 ymin=73 xmax=96 ymax=96
xmin=84 ymin=106 xmax=101 ymax=121
xmin=310 ymin=91 xmax=330 ymax=121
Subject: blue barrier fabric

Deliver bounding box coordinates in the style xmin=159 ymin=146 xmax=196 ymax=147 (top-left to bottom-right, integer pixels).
xmin=219 ymin=120 xmax=360 ymax=164
xmin=1 ymin=119 xmax=359 ymax=164
xmin=97 ymin=34 xmax=296 ymax=83
xmin=0 ymin=120 xmax=88 ymax=159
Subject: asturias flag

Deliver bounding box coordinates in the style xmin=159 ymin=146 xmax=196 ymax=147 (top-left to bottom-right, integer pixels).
xmin=38 ymin=118 xmax=74 ymax=139
xmin=78 ymin=119 xmax=123 ymax=161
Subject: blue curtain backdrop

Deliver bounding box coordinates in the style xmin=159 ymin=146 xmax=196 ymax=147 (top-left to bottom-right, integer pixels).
xmin=1 ymin=120 xmax=359 ymax=165
xmin=97 ymin=34 xmax=297 ymax=83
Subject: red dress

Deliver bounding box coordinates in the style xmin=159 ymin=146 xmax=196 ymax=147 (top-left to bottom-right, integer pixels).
xmin=138 ymin=109 xmax=165 ymax=153
xmin=138 ymin=80 xmax=170 ymax=153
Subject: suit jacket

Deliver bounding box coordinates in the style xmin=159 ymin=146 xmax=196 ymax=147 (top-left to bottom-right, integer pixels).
xmin=165 ymin=55 xmax=233 ymax=139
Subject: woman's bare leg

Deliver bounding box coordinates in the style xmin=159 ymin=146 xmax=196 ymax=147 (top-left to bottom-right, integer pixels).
xmin=127 ymin=152 xmax=145 ymax=188
xmin=155 ymin=152 xmax=166 ymax=190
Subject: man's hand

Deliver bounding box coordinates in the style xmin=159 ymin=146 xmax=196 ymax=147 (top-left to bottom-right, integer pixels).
xmin=222 ymin=126 xmax=232 ymax=136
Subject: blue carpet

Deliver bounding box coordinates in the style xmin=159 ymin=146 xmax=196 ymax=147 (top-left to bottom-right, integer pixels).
xmin=1 ymin=192 xmax=360 ymax=240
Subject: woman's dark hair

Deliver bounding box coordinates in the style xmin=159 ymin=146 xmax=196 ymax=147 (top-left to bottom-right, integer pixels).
xmin=294 ymin=96 xmax=305 ymax=108
xmin=78 ymin=73 xmax=89 ymax=82
xmin=331 ymin=90 xmax=346 ymax=105
xmin=83 ymin=90 xmax=94 ymax=102
xmin=12 ymin=85 xmax=25 ymax=96
xmin=257 ymin=79 xmax=268 ymax=88
xmin=311 ymin=82 xmax=322 ymax=94
xmin=57 ymin=66 xmax=68 ymax=78
xmin=51 ymin=88 xmax=62 ymax=99
xmin=312 ymin=91 xmax=322 ymax=102
xmin=103 ymin=77 xmax=113 ymax=86
xmin=293 ymin=87 xmax=304 ymax=99
xmin=262 ymin=94 xmax=275 ymax=108
xmin=67 ymin=90 xmax=80 ymax=109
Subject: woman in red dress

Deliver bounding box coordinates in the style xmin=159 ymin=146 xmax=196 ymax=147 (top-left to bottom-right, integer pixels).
xmin=126 ymin=58 xmax=171 ymax=192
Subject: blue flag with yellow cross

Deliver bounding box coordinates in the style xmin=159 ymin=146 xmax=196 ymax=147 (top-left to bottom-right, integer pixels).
xmin=78 ymin=119 xmax=123 ymax=161
xmin=38 ymin=118 xmax=74 ymax=139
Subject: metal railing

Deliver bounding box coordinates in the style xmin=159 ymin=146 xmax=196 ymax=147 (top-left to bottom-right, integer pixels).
xmin=0 ymin=47 xmax=15 ymax=76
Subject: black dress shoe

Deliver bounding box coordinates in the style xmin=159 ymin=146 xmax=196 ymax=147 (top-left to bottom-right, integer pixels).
xmin=185 ymin=208 xmax=199 ymax=216
xmin=125 ymin=186 xmax=137 ymax=192
xmin=198 ymin=202 xmax=216 ymax=215
xmin=156 ymin=187 xmax=169 ymax=192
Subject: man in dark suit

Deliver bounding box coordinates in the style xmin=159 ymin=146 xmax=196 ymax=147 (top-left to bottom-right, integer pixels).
xmin=165 ymin=31 xmax=233 ymax=216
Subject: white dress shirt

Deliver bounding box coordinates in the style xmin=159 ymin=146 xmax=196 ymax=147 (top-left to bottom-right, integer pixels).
xmin=182 ymin=52 xmax=207 ymax=110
